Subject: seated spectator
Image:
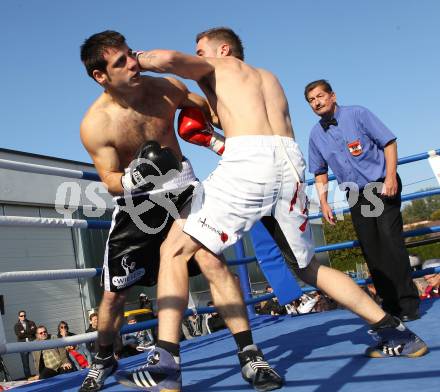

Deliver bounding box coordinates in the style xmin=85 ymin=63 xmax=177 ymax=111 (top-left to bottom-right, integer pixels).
xmin=57 ymin=321 xmax=89 ymax=370
xmin=260 ymin=286 xmax=287 ymax=316
xmin=85 ymin=312 xmax=98 ymax=357
xmin=181 ymin=314 xmax=206 ymax=339
xmin=30 ymin=326 xmax=73 ymax=380
xmin=121 ymin=316 xmax=140 ymax=357
xmin=138 ymin=293 xmax=153 ymax=314
xmin=137 ymin=293 xmax=156 ymax=342
xmin=204 ymin=301 xmax=226 ymax=333
xmin=121 ymin=315 xmax=154 ymax=357
xmin=421 ymin=259 xmax=440 ymax=299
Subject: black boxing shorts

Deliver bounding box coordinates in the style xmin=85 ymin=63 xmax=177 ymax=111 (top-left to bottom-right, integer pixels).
xmin=102 ymin=164 xmax=200 ymax=292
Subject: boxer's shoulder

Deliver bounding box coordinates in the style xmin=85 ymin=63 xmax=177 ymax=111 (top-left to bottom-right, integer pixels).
xmin=80 ymin=105 xmax=113 ymax=150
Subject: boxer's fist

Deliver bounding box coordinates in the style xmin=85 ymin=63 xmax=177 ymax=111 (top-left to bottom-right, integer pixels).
xmin=178 ymin=107 xmax=225 ymax=155
xmin=121 ymin=141 xmax=182 ymax=192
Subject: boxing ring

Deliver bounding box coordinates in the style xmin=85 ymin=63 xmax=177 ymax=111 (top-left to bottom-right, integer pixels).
xmin=0 ymin=148 xmax=439 ymax=391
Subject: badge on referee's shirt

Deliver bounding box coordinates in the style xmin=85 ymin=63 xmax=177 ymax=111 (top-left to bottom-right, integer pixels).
xmin=347 ymin=139 xmax=362 ymax=156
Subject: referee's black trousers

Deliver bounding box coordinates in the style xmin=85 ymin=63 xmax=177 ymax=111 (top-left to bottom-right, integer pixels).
xmin=348 ymin=175 xmax=420 ymax=317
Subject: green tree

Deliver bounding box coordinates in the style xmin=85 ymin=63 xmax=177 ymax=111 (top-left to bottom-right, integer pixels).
xmin=431 ymin=209 xmax=440 ymax=221
xmin=402 ymin=192 xmax=440 ymax=224
xmin=322 ymin=214 xmax=364 ymax=271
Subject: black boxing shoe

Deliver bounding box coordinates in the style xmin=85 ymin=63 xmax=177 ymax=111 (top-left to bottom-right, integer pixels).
xmin=238 ymin=345 xmax=283 ymax=391
xmin=79 ymin=354 xmax=118 ymax=392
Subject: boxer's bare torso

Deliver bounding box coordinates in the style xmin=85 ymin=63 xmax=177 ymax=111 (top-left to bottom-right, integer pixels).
xmin=80 ymin=49 xmax=207 ymax=196
xmin=198 ymin=58 xmax=294 ymax=139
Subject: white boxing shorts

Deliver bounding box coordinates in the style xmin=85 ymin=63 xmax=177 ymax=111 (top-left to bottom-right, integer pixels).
xmin=183 ymin=135 xmax=315 ymax=268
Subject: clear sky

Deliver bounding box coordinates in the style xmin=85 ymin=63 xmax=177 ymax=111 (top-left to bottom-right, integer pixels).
xmin=1 ymin=0 xmax=439 ymax=200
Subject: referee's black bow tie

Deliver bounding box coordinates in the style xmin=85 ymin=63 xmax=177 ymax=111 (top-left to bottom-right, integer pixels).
xmin=320 ymin=117 xmax=338 ymax=131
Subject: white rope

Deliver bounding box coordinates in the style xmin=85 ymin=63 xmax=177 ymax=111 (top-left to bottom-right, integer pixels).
xmin=0 ymin=268 xmax=98 ymax=283
xmin=0 ymin=158 xmax=85 ymax=179
xmin=2 ymin=331 xmax=98 ymax=354
xmin=0 ymin=216 xmax=89 ymax=228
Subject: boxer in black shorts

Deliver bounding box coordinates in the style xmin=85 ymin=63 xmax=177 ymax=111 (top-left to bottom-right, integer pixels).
xmin=78 ymin=31 xmax=262 ymax=392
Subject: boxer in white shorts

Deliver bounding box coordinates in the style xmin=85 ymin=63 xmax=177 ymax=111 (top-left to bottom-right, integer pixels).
xmin=185 ymin=135 xmax=314 ymax=268
xmin=121 ymin=27 xmax=427 ymax=392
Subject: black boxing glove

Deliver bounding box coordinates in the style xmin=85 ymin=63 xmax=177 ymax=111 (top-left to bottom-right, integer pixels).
xmin=121 ymin=141 xmax=182 ymax=192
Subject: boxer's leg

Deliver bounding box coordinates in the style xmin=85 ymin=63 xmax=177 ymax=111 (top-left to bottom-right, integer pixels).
xmin=297 ymin=257 xmax=385 ymax=324
xmin=297 ymin=257 xmax=428 ymax=358
xmin=97 ymin=290 xmax=127 ymax=352
xmin=193 ymin=248 xmax=251 ymax=338
xmin=79 ymin=290 xmax=126 ymax=391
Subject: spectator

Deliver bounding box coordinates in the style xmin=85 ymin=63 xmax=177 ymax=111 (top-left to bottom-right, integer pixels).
xmin=204 ymin=301 xmax=226 ymax=334
xmin=13 ymin=310 xmax=36 ymax=379
xmin=30 ymin=326 xmax=73 ymax=380
xmin=57 ymin=321 xmax=90 ymax=370
xmin=181 ymin=314 xmax=206 ymax=339
xmin=138 ymin=293 xmax=153 ymax=312
xmin=137 ymin=293 xmax=156 ymax=342
xmin=85 ymin=312 xmax=98 ymax=357
xmin=121 ymin=316 xmax=140 ymax=357
xmin=421 ymin=259 xmax=440 ymax=299
xmin=260 ymin=286 xmax=287 ymax=316
xmin=121 ymin=315 xmax=154 ymax=356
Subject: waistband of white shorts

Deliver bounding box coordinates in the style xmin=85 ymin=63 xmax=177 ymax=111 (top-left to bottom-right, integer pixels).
xmin=224 ymin=135 xmax=297 ymax=149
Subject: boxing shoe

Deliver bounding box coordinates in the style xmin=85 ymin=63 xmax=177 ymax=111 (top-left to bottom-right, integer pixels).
xmin=238 ymin=345 xmax=284 ymax=391
xmin=115 ymin=346 xmax=181 ymax=391
xmin=79 ymin=354 xmax=118 ymax=391
xmin=365 ymin=320 xmax=428 ymax=358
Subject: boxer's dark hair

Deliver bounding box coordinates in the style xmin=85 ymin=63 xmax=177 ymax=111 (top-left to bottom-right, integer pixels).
xmin=81 ymin=30 xmax=126 ymax=79
xmin=196 ymin=27 xmax=244 ymax=60
xmin=304 ymin=79 xmax=333 ymax=101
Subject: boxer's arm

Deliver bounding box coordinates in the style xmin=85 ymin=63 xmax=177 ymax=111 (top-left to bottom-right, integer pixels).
xmin=181 ymin=92 xmax=221 ymax=129
xmin=80 ymin=114 xmax=124 ymax=196
xmin=167 ymin=77 xmax=221 ymax=129
xmin=137 ymin=50 xmax=214 ymax=82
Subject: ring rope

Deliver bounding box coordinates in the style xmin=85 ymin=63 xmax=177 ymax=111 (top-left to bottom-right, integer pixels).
xmin=1 ymin=150 xmax=438 ymax=186
xmin=309 ymin=187 xmax=440 ymax=220
xmin=0 ymin=268 xmax=99 ymax=283
xmin=0 ymin=158 xmax=100 ymax=181
xmin=305 ymin=148 xmax=440 ymax=185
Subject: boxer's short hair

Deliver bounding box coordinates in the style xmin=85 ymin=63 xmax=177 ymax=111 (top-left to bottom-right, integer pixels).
xmin=81 ymin=30 xmax=126 ymax=78
xmin=304 ymin=79 xmax=333 ymax=101
xmin=196 ymin=27 xmax=244 ymax=60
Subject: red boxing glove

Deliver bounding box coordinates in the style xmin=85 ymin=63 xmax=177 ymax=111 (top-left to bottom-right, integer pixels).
xmin=178 ymin=107 xmax=225 ymax=155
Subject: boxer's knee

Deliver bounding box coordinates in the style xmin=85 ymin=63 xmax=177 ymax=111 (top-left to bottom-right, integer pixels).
xmin=160 ymin=232 xmax=199 ymax=267
xmin=195 ymin=248 xmax=227 ymax=281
